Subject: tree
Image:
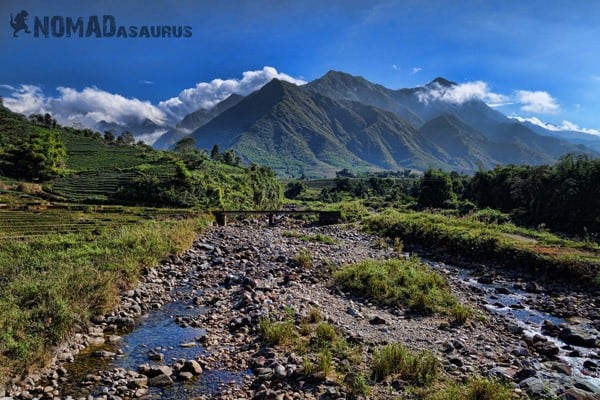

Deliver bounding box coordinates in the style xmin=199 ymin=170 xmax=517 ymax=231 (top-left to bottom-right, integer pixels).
xmin=14 ymin=129 xmax=66 ymax=180
xmin=104 ymin=130 xmax=115 ymax=143
xmin=417 ymin=168 xmax=456 ymax=208
xmin=210 ymin=144 xmax=220 ymax=160
xmin=174 ymin=137 xmax=196 ymax=153
xmin=284 ymin=181 xmax=306 ymax=199
xmin=116 ymin=131 xmax=135 ymax=146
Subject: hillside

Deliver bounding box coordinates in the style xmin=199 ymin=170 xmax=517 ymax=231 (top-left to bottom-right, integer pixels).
xmin=0 ymin=106 xmax=281 ymax=209
xmin=190 ymin=79 xmax=454 ymax=177
xmin=153 ymin=93 xmax=245 ymax=150
xmin=184 ymin=73 xmax=597 ymax=177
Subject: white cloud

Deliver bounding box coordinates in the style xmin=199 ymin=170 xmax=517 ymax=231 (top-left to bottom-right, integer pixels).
xmin=515 ymin=90 xmax=559 ymax=113
xmin=392 ymin=64 xmax=399 ymax=71
xmin=158 ymin=66 xmax=306 ymax=120
xmin=136 ymin=129 xmax=169 ymax=145
xmin=2 ymin=85 xmax=48 ymax=116
xmin=511 ymin=116 xmax=600 ymax=136
xmin=0 ymin=84 xmax=15 ymax=90
xmin=418 ymin=80 xmax=510 ymax=107
xmin=417 ymin=80 xmax=562 ymax=114
xmin=410 ymin=67 xmax=422 ymax=74
xmin=138 ymin=80 xmax=155 ymax=85
xmin=2 ymin=66 xmax=305 ymax=139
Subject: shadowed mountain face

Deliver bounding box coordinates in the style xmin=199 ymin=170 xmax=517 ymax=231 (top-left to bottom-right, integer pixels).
xmin=153 ymin=94 xmax=244 ymax=150
xmin=154 ymin=71 xmax=597 ymax=177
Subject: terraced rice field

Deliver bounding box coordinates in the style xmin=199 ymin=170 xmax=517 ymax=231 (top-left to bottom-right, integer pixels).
xmin=51 ymin=171 xmax=140 ymax=202
xmin=62 ymin=134 xmax=149 ymax=171
xmin=0 ymin=206 xmax=198 ymax=239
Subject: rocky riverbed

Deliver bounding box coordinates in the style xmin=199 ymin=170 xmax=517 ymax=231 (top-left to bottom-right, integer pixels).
xmin=3 ymin=218 xmax=600 ymax=399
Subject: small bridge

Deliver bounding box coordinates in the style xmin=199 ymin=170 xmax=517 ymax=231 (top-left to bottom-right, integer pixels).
xmin=213 ymin=210 xmax=341 ymax=226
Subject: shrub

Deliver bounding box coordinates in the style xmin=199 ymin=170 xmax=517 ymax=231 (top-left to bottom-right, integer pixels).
xmin=316 ymin=322 xmax=337 ymax=344
xmin=344 ymin=371 xmax=370 ymax=397
xmin=318 ymin=349 xmax=332 ymax=376
xmin=450 ymin=303 xmax=473 ymax=325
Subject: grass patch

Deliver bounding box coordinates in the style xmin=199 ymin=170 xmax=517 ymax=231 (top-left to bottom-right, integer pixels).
xmin=258 ymin=317 xmax=294 ymax=346
xmin=364 ymin=209 xmax=600 ymax=286
xmin=0 ymin=213 xmax=205 ymax=381
xmin=423 ymin=378 xmax=513 ymax=400
xmin=290 ymin=248 xmax=312 ymax=269
xmin=372 ymin=343 xmax=439 ymax=386
xmin=334 ymin=258 xmax=462 ymax=316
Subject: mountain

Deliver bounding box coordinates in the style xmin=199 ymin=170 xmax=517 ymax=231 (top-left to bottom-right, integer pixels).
xmin=519 ymin=120 xmax=600 ymax=153
xmin=304 ymin=70 xmax=423 ymax=127
xmin=96 ymin=118 xmax=165 ymax=138
xmin=153 ymin=94 xmax=244 ymax=150
xmin=191 ymin=79 xmax=450 ymax=177
xmin=177 ymin=93 xmax=244 ymax=131
xmin=305 ymin=71 xmax=594 ymax=162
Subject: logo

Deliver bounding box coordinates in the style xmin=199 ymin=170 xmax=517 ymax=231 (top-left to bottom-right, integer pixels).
xmin=9 ymin=10 xmax=192 ymax=38
xmin=10 ymin=10 xmax=31 ymax=37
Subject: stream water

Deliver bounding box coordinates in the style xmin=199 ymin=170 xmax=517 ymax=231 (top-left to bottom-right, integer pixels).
xmin=430 ymin=260 xmax=600 ymax=390
xmin=62 ymin=287 xmax=249 ymax=399
xmin=60 ymin=248 xmax=599 ymax=397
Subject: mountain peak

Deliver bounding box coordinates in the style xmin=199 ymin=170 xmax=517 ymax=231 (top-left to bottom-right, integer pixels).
xmin=427 ymin=77 xmax=457 ymax=88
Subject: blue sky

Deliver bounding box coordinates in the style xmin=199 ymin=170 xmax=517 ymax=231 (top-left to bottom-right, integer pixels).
xmin=2 ymin=0 xmax=600 ymax=137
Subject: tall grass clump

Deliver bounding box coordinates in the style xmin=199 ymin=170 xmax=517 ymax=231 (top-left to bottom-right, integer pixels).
xmin=425 ymin=378 xmax=513 ymax=400
xmin=258 ymin=317 xmax=294 ymax=346
xmin=334 ymin=258 xmax=458 ymax=315
xmin=371 ymin=343 xmax=439 ymax=386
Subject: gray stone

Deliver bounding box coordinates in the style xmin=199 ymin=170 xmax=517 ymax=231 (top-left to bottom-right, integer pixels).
xmin=180 ymin=360 xmax=202 ymax=375
xmin=178 ymin=372 xmax=194 ymax=381
xmin=148 ymin=374 xmax=173 ymax=387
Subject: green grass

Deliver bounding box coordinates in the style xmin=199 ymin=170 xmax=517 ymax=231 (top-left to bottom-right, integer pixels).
xmin=283 ymin=230 xmax=337 ymax=245
xmin=364 ymin=209 xmax=600 ymax=286
xmin=422 ymin=378 xmax=514 ymax=400
xmin=371 ymin=343 xmax=440 ymax=386
xmin=290 ymin=248 xmax=313 ymax=269
xmin=0 ymin=212 xmax=207 ymax=381
xmin=334 ymin=258 xmax=463 ymax=316
xmin=258 ymin=317 xmax=295 ymax=346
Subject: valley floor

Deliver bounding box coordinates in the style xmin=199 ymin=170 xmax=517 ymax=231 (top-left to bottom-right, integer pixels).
xmin=4 ymin=219 xmax=600 ymax=399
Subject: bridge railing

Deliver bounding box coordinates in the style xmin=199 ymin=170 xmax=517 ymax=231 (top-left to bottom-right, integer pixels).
xmin=213 ymin=210 xmax=341 ymax=226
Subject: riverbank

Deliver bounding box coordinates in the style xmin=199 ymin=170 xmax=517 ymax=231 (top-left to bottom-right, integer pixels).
xmin=5 ymin=218 xmax=599 ymax=399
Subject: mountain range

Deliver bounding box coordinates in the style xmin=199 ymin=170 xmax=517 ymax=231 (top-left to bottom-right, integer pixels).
xmin=150 ymin=71 xmax=599 ymax=177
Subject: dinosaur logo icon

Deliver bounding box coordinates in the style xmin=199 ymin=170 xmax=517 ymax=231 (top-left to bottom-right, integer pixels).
xmin=10 ymin=10 xmax=31 ymax=37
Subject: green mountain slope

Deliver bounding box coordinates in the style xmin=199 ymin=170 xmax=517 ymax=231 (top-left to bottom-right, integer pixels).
xmin=191 ymin=79 xmax=451 ymax=177
xmin=0 ymin=106 xmax=281 ymax=209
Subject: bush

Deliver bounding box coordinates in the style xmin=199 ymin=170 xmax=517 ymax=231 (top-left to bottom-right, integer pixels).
xmin=450 ymin=303 xmax=473 ymax=325
xmin=339 ymin=201 xmax=369 ymax=222
xmin=291 ymin=248 xmax=312 ymax=269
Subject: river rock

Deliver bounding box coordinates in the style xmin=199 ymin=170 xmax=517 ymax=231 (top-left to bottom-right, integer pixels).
xmin=148 ymin=373 xmax=173 ymax=387
xmin=564 ymin=388 xmax=600 ymax=400
xmin=559 ymin=325 xmax=600 ymax=348
xmin=180 ymin=360 xmax=203 ymax=375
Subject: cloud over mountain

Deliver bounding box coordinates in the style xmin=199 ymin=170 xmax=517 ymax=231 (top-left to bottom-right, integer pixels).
xmin=2 ymin=84 xmax=167 ymax=129
xmin=1 ymin=66 xmax=305 ymax=132
xmin=417 ymin=81 xmax=510 ymax=107
xmin=516 ymin=90 xmax=559 ymax=113
xmin=158 ymin=66 xmax=306 ymax=120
